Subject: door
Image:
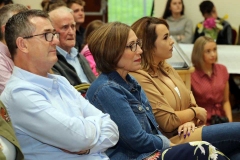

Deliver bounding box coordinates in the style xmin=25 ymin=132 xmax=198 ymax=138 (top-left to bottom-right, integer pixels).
xmin=83 ymin=0 xmax=108 ymax=28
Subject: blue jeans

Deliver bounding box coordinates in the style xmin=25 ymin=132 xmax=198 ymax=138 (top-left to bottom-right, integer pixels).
xmin=202 ymin=122 xmax=240 ymax=160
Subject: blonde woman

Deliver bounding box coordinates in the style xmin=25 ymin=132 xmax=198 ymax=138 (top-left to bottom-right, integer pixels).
xmin=191 ymin=36 xmax=232 ymax=125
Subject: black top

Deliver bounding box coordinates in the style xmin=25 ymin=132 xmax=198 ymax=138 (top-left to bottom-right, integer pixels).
xmin=193 ymin=18 xmax=232 ymax=45
xmin=75 ymin=26 xmax=85 ymax=52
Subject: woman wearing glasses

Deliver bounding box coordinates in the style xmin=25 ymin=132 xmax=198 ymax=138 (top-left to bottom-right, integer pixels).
xmin=130 ymin=16 xmax=240 ymax=159
xmin=85 ymin=22 xmax=228 ymax=160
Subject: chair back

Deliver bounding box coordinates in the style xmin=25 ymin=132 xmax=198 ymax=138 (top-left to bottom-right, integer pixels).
xmin=74 ymin=83 xmax=90 ymax=97
xmin=237 ymin=26 xmax=240 ymax=45
xmin=232 ymin=28 xmax=237 ymax=45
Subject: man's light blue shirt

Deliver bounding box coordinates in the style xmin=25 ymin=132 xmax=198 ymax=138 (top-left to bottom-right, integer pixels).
xmin=57 ymin=46 xmax=90 ymax=83
xmin=1 ymin=66 xmax=119 ymax=160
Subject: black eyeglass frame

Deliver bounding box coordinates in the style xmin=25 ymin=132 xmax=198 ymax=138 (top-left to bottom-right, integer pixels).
xmin=125 ymin=39 xmax=142 ymax=52
xmin=23 ymin=32 xmax=59 ymax=42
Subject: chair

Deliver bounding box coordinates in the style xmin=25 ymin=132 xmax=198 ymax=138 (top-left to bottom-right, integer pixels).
xmin=74 ymin=83 xmax=90 ymax=97
xmin=237 ymin=26 xmax=240 ymax=45
xmin=232 ymin=28 xmax=237 ymax=45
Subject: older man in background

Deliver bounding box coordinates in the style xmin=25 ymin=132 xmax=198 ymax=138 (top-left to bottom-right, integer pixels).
xmin=49 ymin=6 xmax=95 ymax=87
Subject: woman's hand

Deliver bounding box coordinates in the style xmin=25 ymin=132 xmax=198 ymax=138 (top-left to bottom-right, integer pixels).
xmin=194 ymin=107 xmax=207 ymax=124
xmin=178 ymin=121 xmax=195 ymax=138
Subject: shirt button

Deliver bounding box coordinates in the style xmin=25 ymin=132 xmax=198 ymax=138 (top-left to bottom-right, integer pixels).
xmin=138 ymin=105 xmax=142 ymax=111
xmin=146 ymin=107 xmax=149 ymax=110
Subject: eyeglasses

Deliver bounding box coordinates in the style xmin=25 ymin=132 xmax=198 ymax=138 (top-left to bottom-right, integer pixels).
xmin=23 ymin=32 xmax=59 ymax=42
xmin=126 ymin=39 xmax=142 ymax=52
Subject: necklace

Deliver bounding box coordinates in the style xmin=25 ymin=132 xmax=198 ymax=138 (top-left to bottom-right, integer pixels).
xmin=205 ymin=70 xmax=212 ymax=76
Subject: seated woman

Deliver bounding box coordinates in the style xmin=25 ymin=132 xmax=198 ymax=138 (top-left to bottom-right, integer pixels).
xmin=129 ymin=16 xmax=240 ymax=159
xmin=162 ymin=0 xmax=193 ymax=43
xmin=191 ymin=36 xmax=232 ymax=125
xmin=80 ymin=20 xmax=104 ymax=76
xmin=86 ymin=22 xmax=228 ymax=159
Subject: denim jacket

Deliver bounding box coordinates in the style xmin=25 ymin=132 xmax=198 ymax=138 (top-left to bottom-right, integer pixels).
xmin=86 ymin=71 xmax=170 ymax=160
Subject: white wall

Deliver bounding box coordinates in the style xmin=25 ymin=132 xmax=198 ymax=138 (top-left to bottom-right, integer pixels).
xmin=154 ymin=0 xmax=240 ymax=30
xmin=12 ymin=0 xmax=240 ymax=30
xmin=13 ymin=0 xmax=42 ymax=10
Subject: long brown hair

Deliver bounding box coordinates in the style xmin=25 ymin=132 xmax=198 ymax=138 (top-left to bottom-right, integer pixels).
xmin=82 ymin=20 xmax=104 ymax=47
xmin=162 ymin=0 xmax=185 ymax=19
xmin=131 ymin=16 xmax=169 ymax=73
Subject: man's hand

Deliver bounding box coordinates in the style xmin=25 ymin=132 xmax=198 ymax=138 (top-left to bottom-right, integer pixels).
xmin=61 ymin=148 xmax=90 ymax=155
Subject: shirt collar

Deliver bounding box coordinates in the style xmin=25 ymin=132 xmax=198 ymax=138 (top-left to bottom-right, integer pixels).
xmin=57 ymin=46 xmax=78 ymax=59
xmin=0 ymin=41 xmax=11 ymax=58
xmin=12 ymin=66 xmax=56 ymax=92
xmin=195 ymin=64 xmax=217 ymax=77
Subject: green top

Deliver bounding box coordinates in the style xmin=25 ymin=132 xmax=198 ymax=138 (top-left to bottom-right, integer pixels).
xmin=0 ymin=101 xmax=24 ymax=160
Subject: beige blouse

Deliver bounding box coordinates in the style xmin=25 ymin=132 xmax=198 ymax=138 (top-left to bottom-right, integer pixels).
xmin=130 ymin=62 xmax=203 ymax=144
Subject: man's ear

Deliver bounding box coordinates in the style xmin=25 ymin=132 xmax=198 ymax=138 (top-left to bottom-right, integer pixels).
xmin=16 ymin=37 xmax=28 ymax=53
xmin=1 ymin=25 xmax=5 ymax=34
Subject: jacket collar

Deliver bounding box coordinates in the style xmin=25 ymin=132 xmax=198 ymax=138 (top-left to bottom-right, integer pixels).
xmin=107 ymin=71 xmax=140 ymax=91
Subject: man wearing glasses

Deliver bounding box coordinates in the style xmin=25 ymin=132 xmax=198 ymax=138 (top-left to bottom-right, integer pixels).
xmin=49 ymin=6 xmax=96 ymax=88
xmin=1 ymin=9 xmax=119 ymax=160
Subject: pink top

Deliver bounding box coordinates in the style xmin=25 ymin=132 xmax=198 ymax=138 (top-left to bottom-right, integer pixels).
xmin=191 ymin=64 xmax=229 ymax=125
xmin=0 ymin=41 xmax=14 ymax=94
xmin=80 ymin=45 xmax=99 ymax=76
xmin=191 ymin=64 xmax=229 ymax=124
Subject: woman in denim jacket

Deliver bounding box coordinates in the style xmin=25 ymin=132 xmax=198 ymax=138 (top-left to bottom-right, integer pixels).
xmin=86 ymin=22 xmax=228 ymax=160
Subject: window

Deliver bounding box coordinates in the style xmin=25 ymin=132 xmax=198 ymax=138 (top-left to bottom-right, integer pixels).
xmin=108 ymin=0 xmax=154 ymax=25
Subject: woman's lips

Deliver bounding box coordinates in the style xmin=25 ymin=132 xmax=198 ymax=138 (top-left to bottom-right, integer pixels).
xmin=134 ymin=58 xmax=141 ymax=62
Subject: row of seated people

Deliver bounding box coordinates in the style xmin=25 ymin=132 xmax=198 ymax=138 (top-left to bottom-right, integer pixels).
xmin=162 ymin=0 xmax=236 ymax=45
xmin=0 ymin=3 xmax=240 ymax=160
xmin=0 ymin=0 xmax=95 ymax=95
xmin=163 ymin=0 xmax=240 ymax=111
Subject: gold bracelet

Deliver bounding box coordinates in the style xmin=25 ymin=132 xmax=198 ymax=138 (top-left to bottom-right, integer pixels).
xmin=189 ymin=107 xmax=196 ymax=118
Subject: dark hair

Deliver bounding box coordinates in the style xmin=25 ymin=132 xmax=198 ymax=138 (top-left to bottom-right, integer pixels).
xmin=191 ymin=36 xmax=217 ymax=70
xmin=162 ymin=0 xmax=184 ymax=19
xmin=88 ymin=22 xmax=131 ymax=73
xmin=41 ymin=0 xmax=66 ymax=12
xmin=199 ymin=0 xmax=214 ymax=15
xmin=0 ymin=4 xmax=28 ymax=40
xmin=131 ymin=17 xmax=169 ymax=72
xmin=82 ymin=20 xmax=104 ymax=47
xmin=0 ymin=0 xmax=13 ymax=5
xmin=5 ymin=9 xmax=49 ymax=60
xmin=66 ymin=0 xmax=85 ymax=8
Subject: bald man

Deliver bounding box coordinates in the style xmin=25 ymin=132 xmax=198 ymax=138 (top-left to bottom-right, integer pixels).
xmin=49 ymin=7 xmax=95 ymax=88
